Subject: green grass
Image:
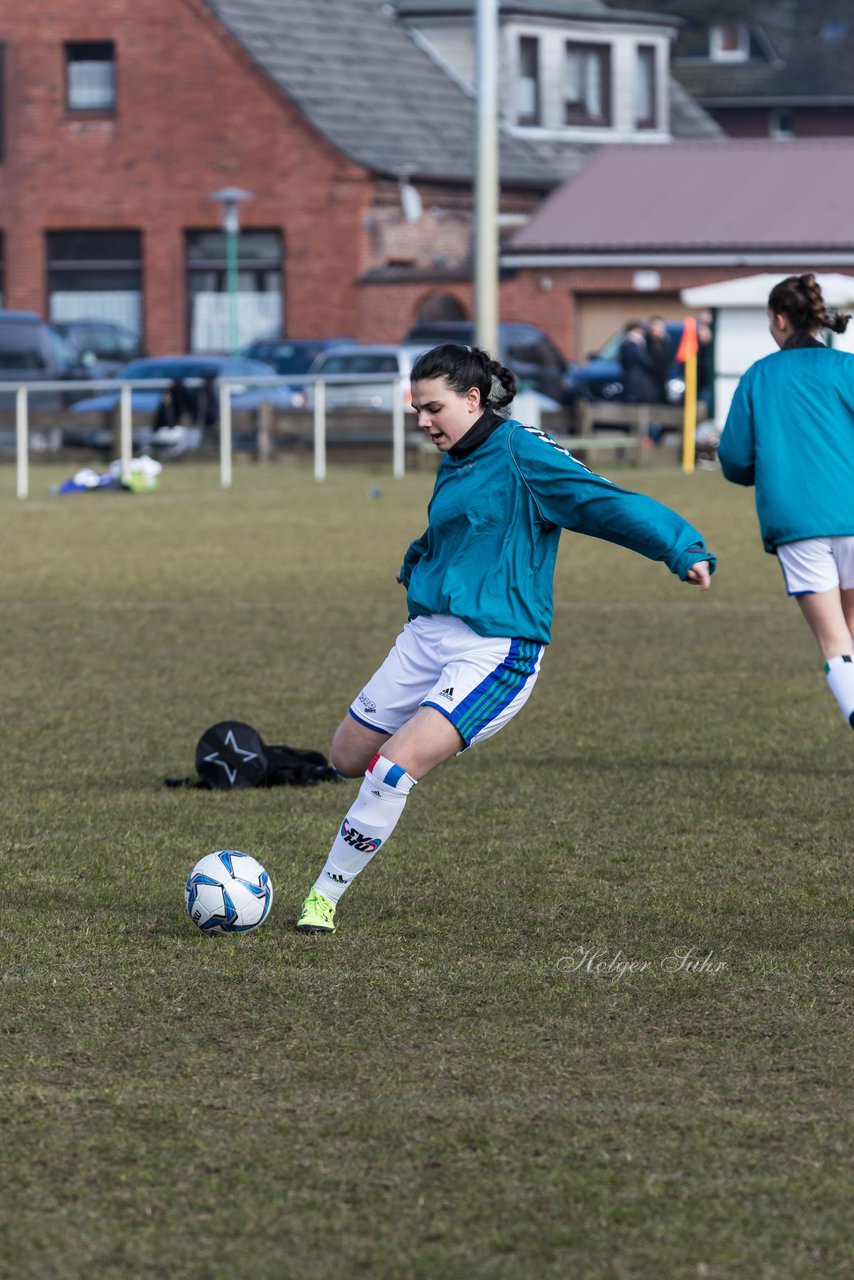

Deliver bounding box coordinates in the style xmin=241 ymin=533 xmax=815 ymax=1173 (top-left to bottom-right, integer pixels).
xmin=0 ymin=457 xmax=850 ymax=1280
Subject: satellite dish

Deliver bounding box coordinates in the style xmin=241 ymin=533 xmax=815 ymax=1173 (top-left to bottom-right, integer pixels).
xmin=400 ymin=182 xmax=423 ymax=223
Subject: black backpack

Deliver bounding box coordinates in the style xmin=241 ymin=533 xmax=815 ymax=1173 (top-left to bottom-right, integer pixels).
xmin=165 ymin=720 xmax=339 ymax=790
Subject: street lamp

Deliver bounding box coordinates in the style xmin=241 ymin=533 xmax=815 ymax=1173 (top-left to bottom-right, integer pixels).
xmin=474 ymin=0 xmax=499 ymax=356
xmin=209 ymin=186 xmax=253 ymax=355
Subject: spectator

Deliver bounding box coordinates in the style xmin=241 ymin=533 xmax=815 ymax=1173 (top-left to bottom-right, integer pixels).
xmin=619 ymin=321 xmax=657 ymax=404
xmin=645 ymin=315 xmax=672 ymax=404
xmin=696 ymin=310 xmax=714 ymax=415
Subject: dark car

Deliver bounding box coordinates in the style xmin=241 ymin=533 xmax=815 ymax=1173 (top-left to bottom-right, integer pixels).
xmin=51 ymin=319 xmax=144 ymax=377
xmin=241 ymin=338 xmax=353 ymax=381
xmin=0 ymin=309 xmax=92 ymax=383
xmin=69 ymin=354 xmax=299 ymax=454
xmin=564 ymin=322 xmax=686 ymax=404
xmin=0 ymin=311 xmax=94 ymax=448
xmin=402 ymin=320 xmax=570 ymax=404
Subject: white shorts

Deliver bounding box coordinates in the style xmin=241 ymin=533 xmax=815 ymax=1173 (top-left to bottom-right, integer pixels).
xmin=349 ymin=614 xmax=544 ymax=749
xmin=777 ymin=536 xmax=854 ymax=596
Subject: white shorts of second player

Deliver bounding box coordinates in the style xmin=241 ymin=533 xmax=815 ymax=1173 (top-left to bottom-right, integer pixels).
xmin=777 ymin=536 xmax=854 ymax=596
xmin=349 ymin=614 xmax=544 ymax=749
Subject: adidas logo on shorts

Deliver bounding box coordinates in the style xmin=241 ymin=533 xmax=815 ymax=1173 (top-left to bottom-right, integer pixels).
xmin=438 ymin=687 xmax=455 ymax=701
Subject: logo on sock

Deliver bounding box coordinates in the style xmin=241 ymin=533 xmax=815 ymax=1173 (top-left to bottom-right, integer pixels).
xmin=340 ymin=818 xmax=383 ymax=853
xmin=326 ymin=872 xmax=347 ymax=884
xmin=438 ymin=687 xmax=455 ymax=701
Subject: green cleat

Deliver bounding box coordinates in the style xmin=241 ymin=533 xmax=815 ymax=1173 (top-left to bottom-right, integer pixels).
xmin=296 ymin=886 xmax=337 ymax=934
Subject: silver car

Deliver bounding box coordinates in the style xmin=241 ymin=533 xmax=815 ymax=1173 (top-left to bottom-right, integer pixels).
xmin=306 ymin=343 xmax=430 ymax=412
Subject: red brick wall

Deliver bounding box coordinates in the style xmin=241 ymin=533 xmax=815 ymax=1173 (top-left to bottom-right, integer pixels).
xmin=0 ymin=0 xmax=371 ymax=351
xmin=709 ymin=106 xmax=854 ymax=139
xmin=358 ymin=261 xmax=835 ymax=364
xmin=791 ymin=107 xmax=854 ymax=137
xmin=4 ymin=1 xmax=826 ymax=361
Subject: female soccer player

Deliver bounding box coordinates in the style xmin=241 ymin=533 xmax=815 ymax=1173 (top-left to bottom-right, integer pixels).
xmin=297 ymin=344 xmax=715 ymax=933
xmin=718 ymin=273 xmax=854 ymax=735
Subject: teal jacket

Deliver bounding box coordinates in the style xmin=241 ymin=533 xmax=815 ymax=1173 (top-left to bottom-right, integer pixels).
xmin=400 ymin=419 xmax=715 ymax=644
xmin=718 ymin=345 xmax=854 ymax=551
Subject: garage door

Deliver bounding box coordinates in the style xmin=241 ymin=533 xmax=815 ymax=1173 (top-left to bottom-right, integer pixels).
xmin=576 ymin=294 xmax=687 ymax=361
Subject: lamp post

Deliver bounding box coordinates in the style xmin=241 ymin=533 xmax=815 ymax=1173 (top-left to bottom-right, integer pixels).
xmin=474 ymin=0 xmax=499 ymax=356
xmin=209 ymin=187 xmax=253 ymax=355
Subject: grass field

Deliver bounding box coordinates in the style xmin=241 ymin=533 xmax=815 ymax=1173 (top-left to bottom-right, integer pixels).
xmin=1 ymin=456 xmax=850 ymax=1280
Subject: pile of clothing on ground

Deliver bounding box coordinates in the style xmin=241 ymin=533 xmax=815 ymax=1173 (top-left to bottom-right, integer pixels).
xmin=52 ymin=455 xmax=163 ymax=494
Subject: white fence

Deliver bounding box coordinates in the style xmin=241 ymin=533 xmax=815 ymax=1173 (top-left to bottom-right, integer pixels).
xmin=1 ymin=372 xmax=414 ymax=499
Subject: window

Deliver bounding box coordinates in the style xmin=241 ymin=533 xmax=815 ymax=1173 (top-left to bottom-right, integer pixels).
xmin=709 ymin=23 xmax=749 ymax=62
xmin=503 ymin=326 xmax=565 ymax=375
xmin=65 ymin=42 xmax=116 ymax=112
xmin=635 ymin=46 xmax=657 ymax=130
xmin=0 ymin=316 xmax=52 ymax=371
xmin=186 ymin=230 xmax=282 ymax=353
xmin=47 ymin=230 xmax=142 ymax=336
xmin=564 ymin=42 xmax=611 ymax=127
xmin=770 ymin=109 xmax=794 ymax=140
xmin=516 ymin=36 xmax=540 ymax=126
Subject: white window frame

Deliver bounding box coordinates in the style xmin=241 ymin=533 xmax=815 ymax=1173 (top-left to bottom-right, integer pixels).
xmin=709 ymin=22 xmax=750 ymax=63
xmin=634 ymin=44 xmax=658 ymax=130
xmin=516 ymin=34 xmax=540 ymax=126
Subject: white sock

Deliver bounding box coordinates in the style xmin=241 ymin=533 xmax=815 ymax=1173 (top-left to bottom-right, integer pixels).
xmin=314 ymin=754 xmax=417 ymax=903
xmin=825 ymin=654 xmax=854 ymax=728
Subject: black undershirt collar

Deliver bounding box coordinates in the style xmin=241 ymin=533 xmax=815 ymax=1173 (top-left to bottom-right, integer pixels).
xmin=782 ymin=333 xmax=826 ymax=350
xmin=448 ymin=407 xmax=506 ymax=459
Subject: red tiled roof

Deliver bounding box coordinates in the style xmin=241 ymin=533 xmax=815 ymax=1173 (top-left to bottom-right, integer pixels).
xmin=510 ymin=140 xmax=854 ymax=252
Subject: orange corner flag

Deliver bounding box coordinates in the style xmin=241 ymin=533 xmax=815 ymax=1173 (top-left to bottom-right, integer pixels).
xmin=676 ymin=316 xmax=699 ymax=363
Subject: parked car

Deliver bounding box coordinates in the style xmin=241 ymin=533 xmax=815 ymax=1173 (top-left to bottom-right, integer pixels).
xmin=51 ymin=319 xmax=144 ymax=377
xmin=306 ymin=343 xmax=429 ymax=411
xmin=563 ymin=321 xmax=686 ymax=404
xmin=68 ymin=354 xmax=300 ymax=453
xmin=0 ymin=310 xmax=96 ymax=449
xmin=0 ymin=309 xmax=93 ymax=387
xmin=402 ymin=320 xmax=571 ymax=405
xmin=241 ymin=337 xmax=353 ymax=378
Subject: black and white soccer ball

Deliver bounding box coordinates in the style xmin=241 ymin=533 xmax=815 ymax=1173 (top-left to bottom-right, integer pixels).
xmin=184 ymin=850 xmax=273 ymax=935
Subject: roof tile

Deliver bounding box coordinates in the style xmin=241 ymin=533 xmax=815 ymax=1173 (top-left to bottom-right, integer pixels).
xmin=510 ymin=139 xmax=854 ymax=252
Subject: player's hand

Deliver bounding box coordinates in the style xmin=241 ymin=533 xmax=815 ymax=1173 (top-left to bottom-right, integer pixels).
xmin=686 ymin=560 xmax=711 ymax=592
xmin=395 ymin=573 xmax=403 ymax=584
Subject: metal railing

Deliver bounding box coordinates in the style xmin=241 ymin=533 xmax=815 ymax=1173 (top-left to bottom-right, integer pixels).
xmin=215 ymin=372 xmax=410 ymax=486
xmin=1 ymin=372 xmax=413 ymax=499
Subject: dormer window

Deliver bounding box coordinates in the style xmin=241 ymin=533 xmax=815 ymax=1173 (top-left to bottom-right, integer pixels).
xmin=635 ymin=45 xmax=657 ymax=130
xmin=564 ymin=42 xmax=611 ymax=127
xmin=516 ymin=36 xmax=540 ymax=126
xmin=709 ymin=22 xmax=749 ymax=62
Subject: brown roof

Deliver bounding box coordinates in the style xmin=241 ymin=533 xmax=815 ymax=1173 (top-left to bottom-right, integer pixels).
xmin=509 ymin=140 xmax=854 ymax=253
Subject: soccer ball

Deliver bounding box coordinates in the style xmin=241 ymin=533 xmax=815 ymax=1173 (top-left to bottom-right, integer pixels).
xmin=184 ymin=850 xmax=273 ymax=935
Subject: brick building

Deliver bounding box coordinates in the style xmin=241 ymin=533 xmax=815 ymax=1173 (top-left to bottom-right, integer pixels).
xmin=503 ymin=138 xmax=854 ymax=359
xmin=618 ymin=0 xmax=854 ymax=141
xmin=0 ymin=0 xmax=556 ymax=356
xmin=0 ymin=0 xmax=720 ymax=361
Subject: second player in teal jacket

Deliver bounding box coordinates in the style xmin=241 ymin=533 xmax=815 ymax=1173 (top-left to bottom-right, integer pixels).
xmin=719 ymin=343 xmax=854 ymax=553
